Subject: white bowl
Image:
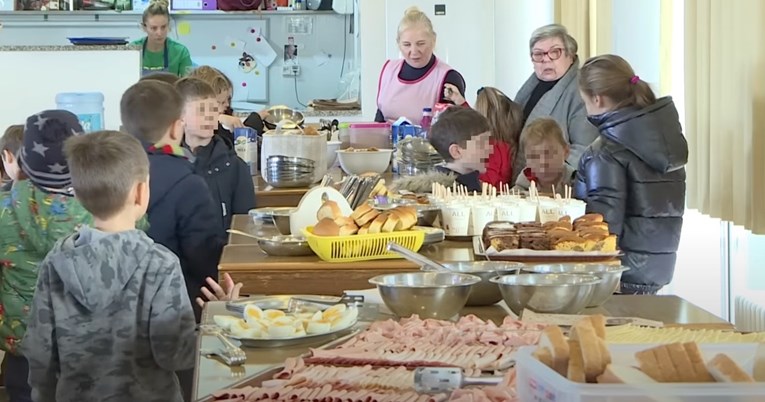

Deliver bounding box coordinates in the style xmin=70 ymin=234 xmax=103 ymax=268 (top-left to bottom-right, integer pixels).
xmin=336 ymin=149 xmax=393 ymax=175
xmin=326 ymin=141 xmax=342 ymax=169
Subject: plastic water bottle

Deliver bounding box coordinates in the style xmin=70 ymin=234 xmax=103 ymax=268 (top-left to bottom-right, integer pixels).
xmin=55 ymin=92 xmax=105 ymax=133
xmin=420 ymin=107 xmax=433 ymax=138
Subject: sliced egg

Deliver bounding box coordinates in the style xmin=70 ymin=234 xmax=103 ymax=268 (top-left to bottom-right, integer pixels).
xmin=271 ymin=316 xmax=295 ymax=326
xmin=229 ymin=319 xmax=261 ymax=338
xmin=243 ymin=304 xmax=264 ymax=325
xmin=322 ymin=304 xmax=347 ymax=322
xmin=268 ymin=321 xmax=298 ymax=338
xmin=263 ymin=309 xmax=286 ymax=321
xmin=310 ymin=310 xmax=323 ymax=322
xmin=330 ymin=305 xmax=359 ymax=330
xmin=306 ymin=320 xmax=332 ymax=335
xmin=213 ymin=315 xmax=240 ymax=331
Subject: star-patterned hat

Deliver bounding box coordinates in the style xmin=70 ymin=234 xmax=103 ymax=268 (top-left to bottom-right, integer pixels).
xmin=18 ymin=110 xmax=83 ymax=194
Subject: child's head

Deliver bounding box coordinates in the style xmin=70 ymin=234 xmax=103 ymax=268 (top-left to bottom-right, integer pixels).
xmin=578 ymin=54 xmax=656 ymax=115
xmin=17 ymin=110 xmax=83 ymax=194
xmin=175 ymin=77 xmax=219 ymax=146
xmin=188 ymin=65 xmax=234 ymax=112
xmin=522 ymin=118 xmax=569 ymax=183
xmin=65 ymin=131 xmax=150 ymax=224
xmin=139 ymin=72 xmax=181 ymax=85
xmin=475 ymin=86 xmax=524 ymax=149
xmin=0 ymin=125 xmax=24 ymax=181
xmin=120 ymin=80 xmax=184 ymax=145
xmin=429 ymin=107 xmax=491 ymax=172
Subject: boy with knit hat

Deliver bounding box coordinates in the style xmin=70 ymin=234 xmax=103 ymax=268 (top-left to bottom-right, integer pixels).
xmin=0 ymin=110 xmax=92 ymax=402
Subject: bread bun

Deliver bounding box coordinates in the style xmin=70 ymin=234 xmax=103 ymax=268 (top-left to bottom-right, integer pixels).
xmin=350 ymin=203 xmax=374 ymax=221
xmin=381 ymin=211 xmax=400 ymax=233
xmin=334 ymin=216 xmax=356 ymax=227
xmin=574 ymin=213 xmax=604 ymax=224
xmin=368 ymin=213 xmax=388 ymax=234
xmin=317 ymin=201 xmax=343 ymax=221
xmin=575 ymin=221 xmax=609 ymax=232
xmin=357 ymin=224 xmax=370 ymax=235
xmin=543 ymin=221 xmax=573 ymax=231
xmin=338 ymin=224 xmax=359 ymax=236
xmin=313 ymin=218 xmax=340 ymax=236
xmin=707 ymin=353 xmax=755 ymax=383
xmin=394 ymin=206 xmax=417 ymax=230
xmin=355 ymin=208 xmax=380 ymax=227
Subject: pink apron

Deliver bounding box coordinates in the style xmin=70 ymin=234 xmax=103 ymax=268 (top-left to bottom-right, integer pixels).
xmin=376 ymin=57 xmax=452 ymax=124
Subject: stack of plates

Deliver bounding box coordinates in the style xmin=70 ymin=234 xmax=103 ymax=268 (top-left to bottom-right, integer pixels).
xmin=265 ymin=155 xmax=315 ymax=188
xmin=396 ymin=137 xmax=444 ymax=176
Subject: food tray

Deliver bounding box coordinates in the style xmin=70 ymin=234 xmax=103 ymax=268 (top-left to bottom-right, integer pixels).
xmin=515 ymin=343 xmax=765 ymax=402
xmin=302 ymin=227 xmax=425 ymax=262
xmin=473 ymin=237 xmax=622 ymax=262
xmin=228 ymin=323 xmax=360 ymax=348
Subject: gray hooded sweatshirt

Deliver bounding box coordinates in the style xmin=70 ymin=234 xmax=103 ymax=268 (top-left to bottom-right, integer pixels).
xmin=22 ymin=226 xmax=197 ymax=402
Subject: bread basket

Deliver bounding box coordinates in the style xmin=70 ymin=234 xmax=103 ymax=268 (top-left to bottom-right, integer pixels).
xmin=301 ymin=228 xmax=425 ymax=263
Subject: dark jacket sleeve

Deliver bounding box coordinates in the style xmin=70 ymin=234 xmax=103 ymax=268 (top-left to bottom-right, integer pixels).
xmin=232 ymin=158 xmax=256 ymax=214
xmin=575 ymin=150 xmax=628 ymax=236
xmin=23 ymin=259 xmax=59 ymax=402
xmin=176 ymin=175 xmax=223 ymax=298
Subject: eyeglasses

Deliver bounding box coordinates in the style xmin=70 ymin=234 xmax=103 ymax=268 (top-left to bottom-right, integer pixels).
xmin=531 ymin=47 xmax=564 ymax=63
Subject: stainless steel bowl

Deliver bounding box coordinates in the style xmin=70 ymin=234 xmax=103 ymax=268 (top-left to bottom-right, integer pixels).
xmin=490 ymin=274 xmax=601 ymax=315
xmin=416 ymin=205 xmax=441 ymax=227
xmin=439 ymin=261 xmax=525 ymax=306
xmin=368 ymin=272 xmax=481 ymax=319
xmin=264 ymin=106 xmax=305 ymax=129
xmin=522 ymin=264 xmax=630 ymax=307
xmin=257 ymin=235 xmax=314 ymax=257
xmin=271 ymin=208 xmax=293 ymax=235
xmin=266 ymin=155 xmax=315 ymax=169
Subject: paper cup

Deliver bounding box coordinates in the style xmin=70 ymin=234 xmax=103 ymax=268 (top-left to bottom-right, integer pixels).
xmin=538 ymin=200 xmax=563 ymax=224
xmin=495 ymin=202 xmax=521 ymax=223
xmin=518 ymin=200 xmax=538 ymax=222
xmin=560 ymin=200 xmax=587 ymax=220
xmin=441 ymin=204 xmax=471 ymax=236
xmin=470 ymin=204 xmax=497 ymax=236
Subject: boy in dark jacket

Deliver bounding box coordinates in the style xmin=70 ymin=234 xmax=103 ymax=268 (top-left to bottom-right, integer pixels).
xmin=575 ymin=55 xmax=688 ymax=295
xmin=120 ymin=80 xmax=222 ymax=319
xmin=175 ymin=77 xmax=256 ymax=238
xmin=23 ymin=131 xmax=196 ymax=402
xmin=428 ymin=107 xmax=492 ymax=193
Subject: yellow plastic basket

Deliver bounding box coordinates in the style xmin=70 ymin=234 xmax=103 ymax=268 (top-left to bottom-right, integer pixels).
xmin=302 ymin=227 xmax=426 ymax=263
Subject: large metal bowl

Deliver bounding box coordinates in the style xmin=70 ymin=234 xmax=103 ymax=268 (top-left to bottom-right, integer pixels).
xmin=522 ymin=264 xmax=630 ymax=307
xmin=264 ymin=106 xmax=305 ymax=129
xmin=270 ymin=208 xmax=293 ymax=235
xmin=368 ymin=272 xmax=481 ymax=319
xmin=257 ymin=235 xmax=314 ymax=257
xmin=439 ymin=261 xmax=525 ymax=306
xmin=490 ymin=274 xmax=601 ymax=315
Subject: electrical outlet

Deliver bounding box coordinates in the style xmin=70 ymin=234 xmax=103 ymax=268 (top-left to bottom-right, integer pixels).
xmin=283 ymin=64 xmax=301 ymax=77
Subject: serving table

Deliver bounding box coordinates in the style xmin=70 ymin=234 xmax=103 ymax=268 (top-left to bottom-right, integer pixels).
xmin=192 ymin=296 xmax=732 ymax=401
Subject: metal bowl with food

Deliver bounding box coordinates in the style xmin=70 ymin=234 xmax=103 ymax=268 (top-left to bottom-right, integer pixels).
xmin=368 ymin=272 xmax=481 ymax=320
xmin=257 ymin=235 xmax=314 ymax=257
xmin=263 ymin=106 xmax=305 ymax=129
xmin=522 ymin=263 xmax=629 ymax=307
xmin=436 ymin=261 xmax=525 ymax=306
xmin=490 ymin=274 xmax=601 ymax=315
xmin=270 ymin=208 xmax=294 ymax=235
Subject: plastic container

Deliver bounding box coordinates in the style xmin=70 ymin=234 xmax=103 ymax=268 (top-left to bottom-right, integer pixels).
xmin=516 ymin=343 xmax=765 ymax=402
xmin=349 ymin=123 xmax=391 ymax=149
xmin=420 ymin=107 xmax=433 ymax=131
xmin=338 ymin=122 xmax=351 ymax=149
xmin=302 ymin=226 xmax=425 ymax=262
xmin=55 ymin=92 xmax=104 ymax=133
xmin=233 ymin=127 xmax=258 ymax=175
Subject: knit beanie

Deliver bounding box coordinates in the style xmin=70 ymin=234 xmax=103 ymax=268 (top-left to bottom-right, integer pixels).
xmin=18 ymin=110 xmax=83 ymax=194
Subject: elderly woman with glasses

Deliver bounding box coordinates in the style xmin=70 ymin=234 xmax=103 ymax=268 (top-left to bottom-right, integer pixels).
xmin=512 ymin=24 xmax=598 ymax=185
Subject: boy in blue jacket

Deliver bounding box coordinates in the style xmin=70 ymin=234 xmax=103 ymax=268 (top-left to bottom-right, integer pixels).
xmin=119 ymin=80 xmax=223 ymax=321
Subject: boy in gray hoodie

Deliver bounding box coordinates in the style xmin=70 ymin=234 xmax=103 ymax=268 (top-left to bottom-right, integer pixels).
xmin=22 ymin=131 xmax=197 ymax=402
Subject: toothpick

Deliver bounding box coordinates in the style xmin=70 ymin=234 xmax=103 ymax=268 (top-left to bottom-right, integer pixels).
xmin=552 ymin=184 xmax=556 ymax=198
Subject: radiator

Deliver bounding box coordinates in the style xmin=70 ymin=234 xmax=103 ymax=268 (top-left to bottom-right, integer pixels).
xmin=734 ymin=293 xmax=765 ymax=332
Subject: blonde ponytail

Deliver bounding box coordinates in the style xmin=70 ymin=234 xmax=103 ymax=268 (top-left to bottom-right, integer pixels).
xmin=143 ymin=0 xmax=170 ymax=24
xmin=397 ymin=6 xmax=436 ymax=42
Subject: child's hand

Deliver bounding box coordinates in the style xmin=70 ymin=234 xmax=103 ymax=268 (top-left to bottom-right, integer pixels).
xmin=257 ymin=108 xmax=270 ymax=120
xmin=219 ymin=114 xmax=245 ymax=130
xmin=195 ymin=273 xmax=243 ymax=308
xmin=443 ymin=83 xmax=466 ymax=106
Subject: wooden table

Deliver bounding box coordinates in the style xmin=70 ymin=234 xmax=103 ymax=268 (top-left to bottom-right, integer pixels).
xmin=221 ymin=215 xmax=474 ymax=295
xmin=193 ymin=296 xmax=731 ymax=401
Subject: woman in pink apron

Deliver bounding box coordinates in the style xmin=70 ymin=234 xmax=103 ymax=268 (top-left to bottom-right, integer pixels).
xmin=375 ymin=6 xmax=467 ymax=124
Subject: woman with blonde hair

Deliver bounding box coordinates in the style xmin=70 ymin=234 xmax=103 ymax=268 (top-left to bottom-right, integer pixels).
xmin=131 ymin=0 xmax=192 ymax=76
xmin=574 ymin=54 xmax=688 ymax=295
xmin=375 ymin=7 xmax=467 ymax=124
xmin=474 ymin=87 xmax=524 ymax=187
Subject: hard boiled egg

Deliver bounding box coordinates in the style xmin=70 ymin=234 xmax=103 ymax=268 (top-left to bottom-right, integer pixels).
xmin=263 ymin=309 xmax=286 ymax=321
xmin=306 ymin=320 xmax=332 ymax=335
xmin=322 ymin=304 xmax=347 ymax=322
xmin=229 ymin=319 xmax=261 ymax=338
xmin=267 ymin=320 xmax=298 ymax=338
xmin=243 ymin=304 xmax=265 ymax=325
xmin=330 ymin=305 xmax=359 ymax=330
xmin=213 ymin=315 xmax=241 ymax=331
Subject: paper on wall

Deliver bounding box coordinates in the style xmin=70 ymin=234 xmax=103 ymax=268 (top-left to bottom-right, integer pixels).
xmin=249 ymin=35 xmax=278 ymax=67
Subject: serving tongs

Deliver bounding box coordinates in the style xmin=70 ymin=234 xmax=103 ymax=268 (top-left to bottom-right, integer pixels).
xmin=413 ymin=367 xmax=503 ymax=394
xmin=225 ymin=294 xmax=364 ymax=315
xmin=199 ymin=325 xmax=247 ymax=366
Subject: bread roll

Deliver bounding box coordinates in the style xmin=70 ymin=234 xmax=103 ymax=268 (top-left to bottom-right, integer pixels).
xmin=357 ymin=224 xmax=370 ymax=235
xmin=707 ymin=353 xmax=755 ymax=383
xmin=313 ymin=218 xmax=340 ymax=236
xmin=334 ymin=216 xmax=356 ymax=227
xmin=597 ymin=364 xmax=658 ymax=384
xmin=394 ymin=206 xmax=418 ymax=231
xmin=355 ymin=208 xmax=380 ymax=227
xmin=317 ymin=201 xmax=343 ymax=221
xmin=567 ymin=340 xmax=586 ymax=383
xmin=368 ymin=213 xmax=388 ymax=234
xmin=587 ymin=315 xmax=607 ymax=340
xmin=574 ymin=213 xmax=604 ymax=224
xmin=381 ymin=211 xmax=400 ymax=233
xmin=533 ymin=346 xmax=554 ymax=369
xmin=539 ymin=326 xmax=570 ymax=376
xmin=338 ymin=224 xmax=359 ymax=236
xmin=350 ymin=203 xmax=374 ymax=221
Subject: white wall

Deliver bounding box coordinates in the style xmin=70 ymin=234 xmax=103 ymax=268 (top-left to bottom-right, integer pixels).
xmin=611 ymin=0 xmax=661 ymax=91
xmin=358 ymin=0 xmax=554 ymax=120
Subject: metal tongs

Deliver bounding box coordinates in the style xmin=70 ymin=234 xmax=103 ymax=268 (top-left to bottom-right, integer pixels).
xmin=199 ymin=325 xmax=247 ymax=366
xmin=286 ymin=294 xmax=365 ymax=313
xmin=413 ymin=367 xmax=503 ymax=394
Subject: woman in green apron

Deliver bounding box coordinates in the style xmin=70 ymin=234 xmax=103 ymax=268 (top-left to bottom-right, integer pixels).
xmin=132 ymin=0 xmax=193 ymax=77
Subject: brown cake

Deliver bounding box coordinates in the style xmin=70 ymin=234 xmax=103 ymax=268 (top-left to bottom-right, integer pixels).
xmin=520 ymin=233 xmax=551 ymax=250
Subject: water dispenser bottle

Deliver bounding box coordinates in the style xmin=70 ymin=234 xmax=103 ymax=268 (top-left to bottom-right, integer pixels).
xmin=55 ymin=92 xmax=105 ymax=133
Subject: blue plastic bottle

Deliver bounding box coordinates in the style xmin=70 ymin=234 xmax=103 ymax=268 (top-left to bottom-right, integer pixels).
xmin=55 ymin=92 xmax=105 ymax=133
